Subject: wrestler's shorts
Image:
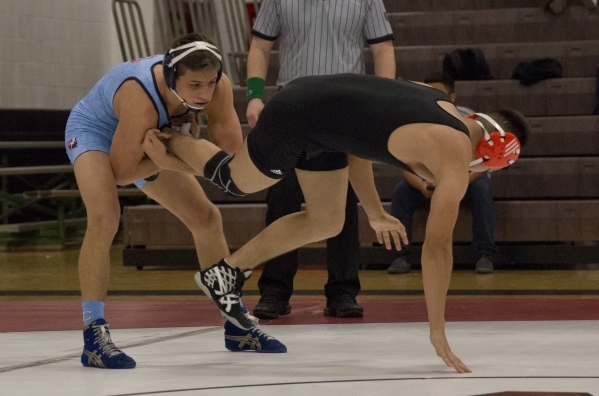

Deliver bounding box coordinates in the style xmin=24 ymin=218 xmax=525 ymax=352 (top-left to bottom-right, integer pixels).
xmin=296 ymin=151 xmax=348 ymax=171
xmin=65 ymin=111 xmax=148 ymax=188
xmin=246 ymin=101 xmax=348 ymax=179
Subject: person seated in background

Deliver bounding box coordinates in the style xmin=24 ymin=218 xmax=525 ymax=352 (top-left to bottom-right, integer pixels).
xmin=387 ymin=72 xmax=497 ymax=275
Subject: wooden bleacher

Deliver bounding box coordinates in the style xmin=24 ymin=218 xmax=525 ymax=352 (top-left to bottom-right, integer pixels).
xmin=232 ymin=40 xmax=599 ymax=86
xmin=386 ymin=7 xmax=599 ymax=46
xmin=229 ymin=78 xmax=597 ymax=124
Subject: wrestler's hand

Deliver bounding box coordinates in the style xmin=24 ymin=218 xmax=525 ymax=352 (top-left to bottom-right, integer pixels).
xmin=430 ymin=328 xmax=471 ymax=373
xmin=154 ymin=127 xmax=174 ymax=141
xmin=142 ymin=129 xmax=170 ymax=168
xmin=368 ymin=212 xmax=408 ymax=250
xmin=246 ymin=98 xmax=265 ymax=128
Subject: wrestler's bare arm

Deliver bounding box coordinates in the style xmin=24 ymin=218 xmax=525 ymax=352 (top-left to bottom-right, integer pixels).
xmin=111 ymin=81 xmax=164 ymax=185
xmin=347 ymin=155 xmax=407 ymax=250
xmin=202 ymin=74 xmax=244 ymax=155
xmin=420 ymin=155 xmax=472 ymax=373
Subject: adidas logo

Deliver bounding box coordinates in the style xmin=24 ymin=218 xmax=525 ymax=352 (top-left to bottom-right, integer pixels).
xmin=270 ymin=169 xmax=282 ymax=175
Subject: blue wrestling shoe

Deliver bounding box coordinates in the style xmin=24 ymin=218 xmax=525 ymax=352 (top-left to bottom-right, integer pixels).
xmin=81 ymin=319 xmax=136 ymax=369
xmin=224 ymin=321 xmax=287 ymax=353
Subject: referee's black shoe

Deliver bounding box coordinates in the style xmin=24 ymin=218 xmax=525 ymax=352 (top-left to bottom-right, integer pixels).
xmin=323 ymin=293 xmax=364 ymax=318
xmin=253 ymin=296 xmax=291 ymax=320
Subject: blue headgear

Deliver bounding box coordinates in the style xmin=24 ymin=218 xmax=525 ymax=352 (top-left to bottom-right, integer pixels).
xmin=163 ymin=41 xmax=223 ymax=111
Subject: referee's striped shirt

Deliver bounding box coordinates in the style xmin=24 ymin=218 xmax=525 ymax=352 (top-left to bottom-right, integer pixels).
xmin=251 ymin=0 xmax=394 ymax=86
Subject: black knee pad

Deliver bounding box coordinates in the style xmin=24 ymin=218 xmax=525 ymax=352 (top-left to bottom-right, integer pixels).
xmin=203 ymin=151 xmax=247 ymax=197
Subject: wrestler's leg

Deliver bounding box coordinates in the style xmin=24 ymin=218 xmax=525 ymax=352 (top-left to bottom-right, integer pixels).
xmin=196 ymin=167 xmax=348 ymax=329
xmin=226 ymin=167 xmax=348 ymax=270
xmin=140 ymin=171 xmax=229 ymax=269
xmin=167 ymin=133 xmax=277 ymax=194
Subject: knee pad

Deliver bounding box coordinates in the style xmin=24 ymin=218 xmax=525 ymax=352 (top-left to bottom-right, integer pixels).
xmin=203 ymin=151 xmax=247 ymax=197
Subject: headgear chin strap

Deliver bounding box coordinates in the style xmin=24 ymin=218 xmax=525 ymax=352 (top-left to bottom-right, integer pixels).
xmin=163 ymin=41 xmax=223 ymax=111
xmin=468 ymin=112 xmax=521 ymax=169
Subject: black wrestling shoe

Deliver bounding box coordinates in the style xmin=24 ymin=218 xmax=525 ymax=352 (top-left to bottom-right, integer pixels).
xmin=253 ymin=296 xmax=291 ymax=320
xmin=323 ymin=293 xmax=364 ymax=318
xmin=195 ymin=259 xmax=253 ymax=329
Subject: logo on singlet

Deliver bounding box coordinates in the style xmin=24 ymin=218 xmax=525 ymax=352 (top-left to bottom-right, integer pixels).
xmin=270 ymin=169 xmax=282 ymax=175
xmin=67 ymin=138 xmax=77 ymax=150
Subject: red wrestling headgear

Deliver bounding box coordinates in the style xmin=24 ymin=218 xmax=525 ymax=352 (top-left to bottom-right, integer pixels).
xmin=468 ymin=113 xmax=521 ymax=170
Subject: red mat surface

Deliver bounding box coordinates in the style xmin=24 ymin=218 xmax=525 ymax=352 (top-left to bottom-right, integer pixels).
xmin=2 ymin=298 xmax=599 ymax=332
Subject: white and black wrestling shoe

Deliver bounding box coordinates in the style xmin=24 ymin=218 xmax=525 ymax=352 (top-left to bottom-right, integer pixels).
xmin=195 ymin=259 xmax=254 ymax=329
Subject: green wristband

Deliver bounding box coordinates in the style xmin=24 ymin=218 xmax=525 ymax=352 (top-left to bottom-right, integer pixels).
xmin=246 ymin=77 xmax=265 ymax=102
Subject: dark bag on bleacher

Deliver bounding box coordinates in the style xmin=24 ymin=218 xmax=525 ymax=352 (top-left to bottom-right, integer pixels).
xmin=442 ymin=48 xmax=492 ymax=81
xmin=511 ymin=58 xmax=563 ymax=86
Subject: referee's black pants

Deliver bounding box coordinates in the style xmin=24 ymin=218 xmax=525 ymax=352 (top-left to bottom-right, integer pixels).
xmin=257 ymin=171 xmax=361 ymax=303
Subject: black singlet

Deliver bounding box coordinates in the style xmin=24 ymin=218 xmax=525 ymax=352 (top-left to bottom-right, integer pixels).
xmin=246 ymin=73 xmax=469 ymax=178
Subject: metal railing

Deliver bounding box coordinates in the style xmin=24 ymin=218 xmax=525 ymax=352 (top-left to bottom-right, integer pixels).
xmin=112 ymin=0 xmax=151 ymax=61
xmin=156 ymin=0 xmax=221 ymax=50
xmin=221 ymin=0 xmax=262 ymax=84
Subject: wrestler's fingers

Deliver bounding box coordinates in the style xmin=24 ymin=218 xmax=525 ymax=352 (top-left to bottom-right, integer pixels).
xmin=379 ymin=231 xmax=392 ymax=250
xmin=375 ymin=232 xmax=384 ymax=247
xmin=400 ymin=228 xmax=409 ymax=246
xmin=191 ymin=124 xmax=201 ymax=139
xmin=391 ymin=231 xmax=402 ymax=251
xmin=155 ymin=130 xmax=172 ymax=139
xmin=440 ymin=353 xmax=471 ymax=374
xmin=144 ymin=130 xmax=156 ymax=142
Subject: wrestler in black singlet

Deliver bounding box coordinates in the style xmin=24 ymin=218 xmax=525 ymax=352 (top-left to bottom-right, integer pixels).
xmin=246 ymin=73 xmax=470 ymax=179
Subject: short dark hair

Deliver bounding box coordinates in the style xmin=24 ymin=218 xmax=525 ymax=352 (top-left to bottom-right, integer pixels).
xmin=423 ymin=72 xmax=455 ymax=96
xmin=170 ymin=32 xmax=221 ymax=79
xmin=489 ymin=109 xmax=530 ymax=147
